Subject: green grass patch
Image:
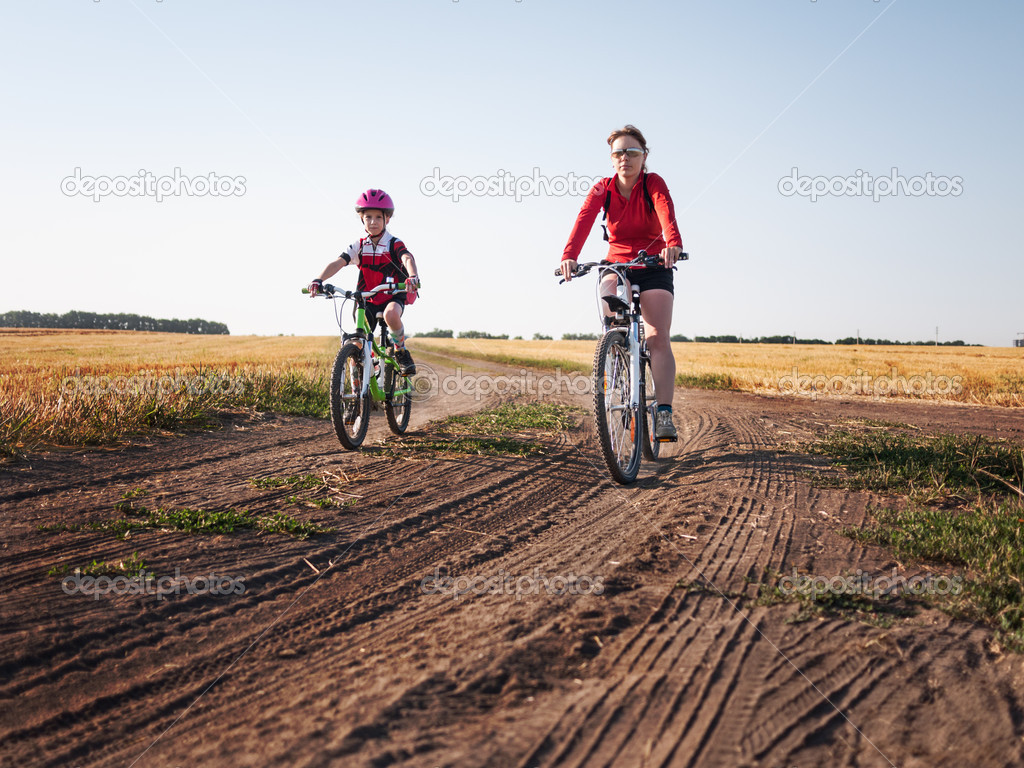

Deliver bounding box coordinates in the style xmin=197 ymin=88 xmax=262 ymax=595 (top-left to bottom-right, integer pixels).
xmin=249 ymin=474 xmax=324 ymax=490
xmin=809 ymin=423 xmax=1023 ymax=502
xmin=809 ymin=419 xmax=1024 ymax=650
xmin=677 ymin=574 xmax=912 ymax=629
xmin=845 ymin=499 xmax=1024 ymax=649
xmin=756 ymin=577 xmax=915 ymax=628
xmin=675 ymin=372 xmax=735 ymax=390
xmin=384 ymin=401 xmax=581 ymax=458
xmin=241 ymin=370 xmax=329 ymax=418
xmin=439 ymin=401 xmax=584 ymax=434
xmin=385 ymin=435 xmax=546 ymax=457
xmin=49 ymin=551 xmax=148 ymax=578
xmin=38 ymin=522 xmax=82 ymax=533
xmin=40 ymin=506 xmax=333 ymax=540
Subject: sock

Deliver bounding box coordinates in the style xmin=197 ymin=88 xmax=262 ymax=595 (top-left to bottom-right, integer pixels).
xmin=657 ymin=405 xmax=672 ymax=413
xmin=390 ymin=328 xmax=406 ymax=350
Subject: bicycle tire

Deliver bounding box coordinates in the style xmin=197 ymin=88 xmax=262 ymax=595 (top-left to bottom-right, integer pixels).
xmin=593 ymin=330 xmax=642 ymax=484
xmin=384 ymin=362 xmax=413 ymax=435
xmin=330 ymin=342 xmax=371 ymax=450
xmin=640 ymin=355 xmax=660 ymax=461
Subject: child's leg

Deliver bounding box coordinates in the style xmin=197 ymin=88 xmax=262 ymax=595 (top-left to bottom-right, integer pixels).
xmin=383 ymin=301 xmax=406 ymax=347
xmin=383 ymin=300 xmax=416 ymax=374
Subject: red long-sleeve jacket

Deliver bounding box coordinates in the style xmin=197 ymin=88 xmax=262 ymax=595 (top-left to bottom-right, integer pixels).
xmin=562 ymin=172 xmax=683 ymax=263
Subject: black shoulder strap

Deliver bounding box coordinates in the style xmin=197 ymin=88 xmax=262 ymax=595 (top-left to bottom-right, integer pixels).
xmin=388 ymin=235 xmax=404 ymax=264
xmin=642 ymin=172 xmax=654 ymax=215
xmin=601 ymin=181 xmax=612 ymax=242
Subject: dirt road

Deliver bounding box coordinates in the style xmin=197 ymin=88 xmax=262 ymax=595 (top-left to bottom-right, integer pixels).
xmin=3 ymin=353 xmax=1024 ymax=767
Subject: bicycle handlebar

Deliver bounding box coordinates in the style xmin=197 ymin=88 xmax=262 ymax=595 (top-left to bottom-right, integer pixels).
xmin=554 ymin=250 xmax=688 ymax=281
xmin=302 ymin=280 xmax=414 ymax=298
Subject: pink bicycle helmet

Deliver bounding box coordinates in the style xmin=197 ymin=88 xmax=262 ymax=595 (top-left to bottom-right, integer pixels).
xmin=355 ymin=188 xmax=395 ymax=216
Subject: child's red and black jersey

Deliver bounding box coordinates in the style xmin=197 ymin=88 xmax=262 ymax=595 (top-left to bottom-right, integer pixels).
xmin=341 ymin=231 xmax=413 ymax=306
xmin=561 ymin=172 xmax=682 ymax=263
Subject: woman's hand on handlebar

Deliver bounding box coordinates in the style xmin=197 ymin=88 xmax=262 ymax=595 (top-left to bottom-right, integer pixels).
xmin=661 ymin=246 xmax=683 ymax=269
xmin=560 ymin=259 xmax=578 ymax=282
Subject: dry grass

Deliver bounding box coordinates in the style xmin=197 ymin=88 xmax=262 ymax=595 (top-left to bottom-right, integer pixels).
xmin=2 ymin=329 xmax=1020 ymax=458
xmin=0 ymin=329 xmax=339 ymax=457
xmin=411 ymin=337 xmax=1024 ymax=407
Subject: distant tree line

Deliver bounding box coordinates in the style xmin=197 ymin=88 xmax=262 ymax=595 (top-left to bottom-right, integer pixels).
xmin=0 ymin=310 xmax=229 ymax=334
xmin=835 ymin=337 xmax=972 ymax=346
xmin=690 ymin=335 xmax=832 ymax=344
xmin=412 ymin=329 xmax=978 ymax=346
xmin=458 ymin=330 xmax=509 ymax=339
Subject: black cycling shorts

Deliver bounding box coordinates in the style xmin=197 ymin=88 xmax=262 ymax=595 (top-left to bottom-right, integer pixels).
xmin=604 ymin=266 xmax=674 ymax=295
xmin=366 ymin=295 xmax=406 ymax=330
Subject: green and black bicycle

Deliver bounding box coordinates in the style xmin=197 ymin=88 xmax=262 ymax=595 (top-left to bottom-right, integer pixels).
xmin=304 ymin=279 xmax=415 ymax=450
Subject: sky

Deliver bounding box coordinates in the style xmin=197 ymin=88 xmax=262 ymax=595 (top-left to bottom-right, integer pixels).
xmin=2 ymin=0 xmax=1022 ymax=347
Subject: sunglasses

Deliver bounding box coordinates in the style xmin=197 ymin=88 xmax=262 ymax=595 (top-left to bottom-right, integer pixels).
xmin=611 ymin=148 xmax=646 ymax=159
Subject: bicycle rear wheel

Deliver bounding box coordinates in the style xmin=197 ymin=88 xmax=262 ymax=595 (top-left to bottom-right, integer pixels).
xmin=384 ymin=361 xmax=413 ymax=434
xmin=330 ymin=342 xmax=370 ymax=450
xmin=593 ymin=330 xmax=642 ymax=484
xmin=640 ymin=355 xmax=660 ymax=461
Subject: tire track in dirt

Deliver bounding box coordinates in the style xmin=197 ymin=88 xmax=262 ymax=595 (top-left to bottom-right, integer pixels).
xmin=125 ymin=439 xmax=649 ymax=766
xmin=508 ymin=392 xmax=912 ymax=768
xmin=4 ymin=365 xmax=1024 ymax=767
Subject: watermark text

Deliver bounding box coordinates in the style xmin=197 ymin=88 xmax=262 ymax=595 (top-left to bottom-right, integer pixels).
xmin=778 ymin=167 xmax=962 ymax=202
xmin=61 ymin=167 xmax=247 ymax=202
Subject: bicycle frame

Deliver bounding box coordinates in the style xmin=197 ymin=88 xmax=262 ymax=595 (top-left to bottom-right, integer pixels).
xmin=595 ymin=263 xmax=646 ymax=413
xmin=314 ymin=280 xmax=414 ymax=404
xmin=557 ymin=249 xmax=687 ymax=482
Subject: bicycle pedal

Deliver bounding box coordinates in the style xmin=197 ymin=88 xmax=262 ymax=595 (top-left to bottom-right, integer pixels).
xmin=657 ymin=435 xmax=678 ymax=443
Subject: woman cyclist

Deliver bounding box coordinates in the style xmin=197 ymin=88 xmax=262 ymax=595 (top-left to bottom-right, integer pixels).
xmin=559 ymin=125 xmax=684 ymax=440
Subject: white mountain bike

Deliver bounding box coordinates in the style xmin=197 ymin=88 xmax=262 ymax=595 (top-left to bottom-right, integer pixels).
xmin=556 ymin=250 xmax=687 ymax=484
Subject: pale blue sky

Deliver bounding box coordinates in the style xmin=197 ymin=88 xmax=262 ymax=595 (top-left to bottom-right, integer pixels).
xmin=2 ymin=0 xmax=1022 ymax=346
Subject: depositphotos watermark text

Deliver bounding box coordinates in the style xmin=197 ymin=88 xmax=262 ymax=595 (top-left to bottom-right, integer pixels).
xmin=411 ymin=365 xmax=591 ymax=402
xmin=777 ymin=367 xmax=963 ymax=400
xmin=778 ymin=168 xmax=963 ymax=203
xmin=62 ymin=569 xmax=246 ymax=600
xmin=420 ymin=167 xmax=602 ymax=203
xmin=61 ymin=168 xmax=247 ymax=202
xmin=421 ymin=567 xmax=604 ymax=601
xmin=778 ymin=568 xmax=962 ymax=599
xmin=60 ymin=370 xmax=245 ymax=399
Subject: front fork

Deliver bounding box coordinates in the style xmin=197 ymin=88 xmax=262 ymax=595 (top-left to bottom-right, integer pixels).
xmin=344 ymin=333 xmax=376 ymax=399
xmin=629 ymin=285 xmax=644 ymax=411
xmin=628 ymin=318 xmax=641 ymax=410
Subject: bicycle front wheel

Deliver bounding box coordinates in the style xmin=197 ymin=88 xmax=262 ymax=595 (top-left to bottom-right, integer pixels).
xmin=330 ymin=342 xmax=371 ymax=450
xmin=640 ymin=355 xmax=660 ymax=461
xmin=593 ymin=330 xmax=642 ymax=484
xmin=384 ymin=362 xmax=413 ymax=435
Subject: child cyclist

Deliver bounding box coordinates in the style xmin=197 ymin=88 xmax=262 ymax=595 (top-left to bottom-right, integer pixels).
xmin=309 ymin=189 xmax=420 ymax=376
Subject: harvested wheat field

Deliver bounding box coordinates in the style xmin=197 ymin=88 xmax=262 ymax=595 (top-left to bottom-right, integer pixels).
xmin=3 ymin=332 xmax=1024 ymax=767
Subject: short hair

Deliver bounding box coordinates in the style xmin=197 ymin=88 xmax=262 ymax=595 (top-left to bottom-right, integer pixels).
xmin=607 ymin=124 xmax=649 ymax=152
